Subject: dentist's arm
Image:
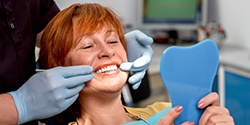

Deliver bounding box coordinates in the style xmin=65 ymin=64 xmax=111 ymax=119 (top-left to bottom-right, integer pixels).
xmin=9 ymin=66 xmax=94 ymax=124
xmin=0 ymin=94 xmax=18 ymax=125
xmin=120 ymin=30 xmax=154 ymax=89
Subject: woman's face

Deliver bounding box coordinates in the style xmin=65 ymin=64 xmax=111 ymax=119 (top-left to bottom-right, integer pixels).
xmin=65 ymin=26 xmax=128 ymax=93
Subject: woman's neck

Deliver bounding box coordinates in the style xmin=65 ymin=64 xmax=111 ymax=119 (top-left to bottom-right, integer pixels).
xmin=77 ymin=92 xmax=133 ymax=125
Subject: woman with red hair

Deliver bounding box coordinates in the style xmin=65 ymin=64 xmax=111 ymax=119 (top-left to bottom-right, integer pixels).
xmin=39 ymin=3 xmax=234 ymax=125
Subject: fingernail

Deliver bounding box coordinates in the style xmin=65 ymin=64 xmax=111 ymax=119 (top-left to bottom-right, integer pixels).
xmin=187 ymin=121 xmax=195 ymax=125
xmin=174 ymin=106 xmax=182 ymax=112
xmin=198 ymin=102 xmax=204 ymax=108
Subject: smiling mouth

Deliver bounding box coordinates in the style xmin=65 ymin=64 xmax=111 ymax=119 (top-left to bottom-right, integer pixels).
xmin=95 ymin=65 xmax=118 ymax=74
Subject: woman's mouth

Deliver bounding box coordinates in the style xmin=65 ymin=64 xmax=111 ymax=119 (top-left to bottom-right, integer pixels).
xmin=95 ymin=65 xmax=118 ymax=74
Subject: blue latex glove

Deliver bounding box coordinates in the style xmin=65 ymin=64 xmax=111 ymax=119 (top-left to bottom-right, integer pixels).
xmin=120 ymin=30 xmax=153 ymax=89
xmin=9 ymin=66 xmax=94 ymax=124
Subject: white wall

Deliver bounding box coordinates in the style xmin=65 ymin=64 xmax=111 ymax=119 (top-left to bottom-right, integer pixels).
xmin=54 ymin=0 xmax=250 ymax=50
xmin=208 ymin=0 xmax=250 ymax=50
xmin=54 ymin=0 xmax=138 ymax=28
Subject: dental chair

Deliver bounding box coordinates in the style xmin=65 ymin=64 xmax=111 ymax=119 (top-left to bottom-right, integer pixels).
xmin=122 ymin=70 xmax=151 ymax=107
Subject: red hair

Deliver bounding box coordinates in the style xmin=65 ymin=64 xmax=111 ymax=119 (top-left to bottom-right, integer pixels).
xmin=39 ymin=3 xmax=126 ymax=69
xmin=39 ymin=3 xmax=127 ymax=124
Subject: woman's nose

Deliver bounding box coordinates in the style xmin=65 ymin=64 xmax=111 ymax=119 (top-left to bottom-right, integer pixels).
xmin=98 ymin=44 xmax=115 ymax=58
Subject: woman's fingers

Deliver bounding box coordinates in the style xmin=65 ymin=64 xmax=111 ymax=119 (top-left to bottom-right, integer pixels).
xmin=157 ymin=106 xmax=195 ymax=125
xmin=180 ymin=122 xmax=195 ymax=125
xmin=200 ymin=113 xmax=234 ymax=125
xmin=198 ymin=92 xmax=234 ymax=125
xmin=158 ymin=106 xmax=183 ymax=125
xmin=199 ymin=105 xmax=234 ymax=125
xmin=207 ymin=115 xmax=234 ymax=125
xmin=158 ymin=92 xmax=234 ymax=125
xmin=198 ymin=92 xmax=220 ymax=109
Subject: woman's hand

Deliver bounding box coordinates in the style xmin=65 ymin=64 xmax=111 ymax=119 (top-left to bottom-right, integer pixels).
xmin=158 ymin=92 xmax=234 ymax=125
xmin=157 ymin=106 xmax=195 ymax=125
xmin=198 ymin=92 xmax=234 ymax=125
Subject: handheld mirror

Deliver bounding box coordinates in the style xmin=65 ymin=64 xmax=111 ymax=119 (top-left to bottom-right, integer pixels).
xmin=160 ymin=39 xmax=219 ymax=125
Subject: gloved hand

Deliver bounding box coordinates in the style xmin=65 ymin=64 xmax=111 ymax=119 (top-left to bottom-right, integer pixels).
xmin=120 ymin=30 xmax=154 ymax=90
xmin=9 ymin=66 xmax=94 ymax=124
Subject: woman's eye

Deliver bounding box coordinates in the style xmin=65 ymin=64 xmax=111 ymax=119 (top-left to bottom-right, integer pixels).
xmin=109 ymin=41 xmax=118 ymax=44
xmin=83 ymin=45 xmax=93 ymax=49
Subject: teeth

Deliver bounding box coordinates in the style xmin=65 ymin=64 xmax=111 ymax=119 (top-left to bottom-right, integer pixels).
xmin=96 ymin=65 xmax=118 ymax=74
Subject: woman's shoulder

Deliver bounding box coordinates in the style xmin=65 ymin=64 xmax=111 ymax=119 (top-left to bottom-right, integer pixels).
xmin=124 ymin=102 xmax=171 ymax=119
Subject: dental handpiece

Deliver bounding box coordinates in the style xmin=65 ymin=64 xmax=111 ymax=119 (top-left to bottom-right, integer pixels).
xmin=36 ymin=69 xmax=96 ymax=74
xmin=35 ymin=69 xmax=46 ymax=72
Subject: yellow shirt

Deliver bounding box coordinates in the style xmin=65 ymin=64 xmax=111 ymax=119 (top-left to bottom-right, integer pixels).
xmin=68 ymin=102 xmax=171 ymax=125
xmin=124 ymin=102 xmax=171 ymax=120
